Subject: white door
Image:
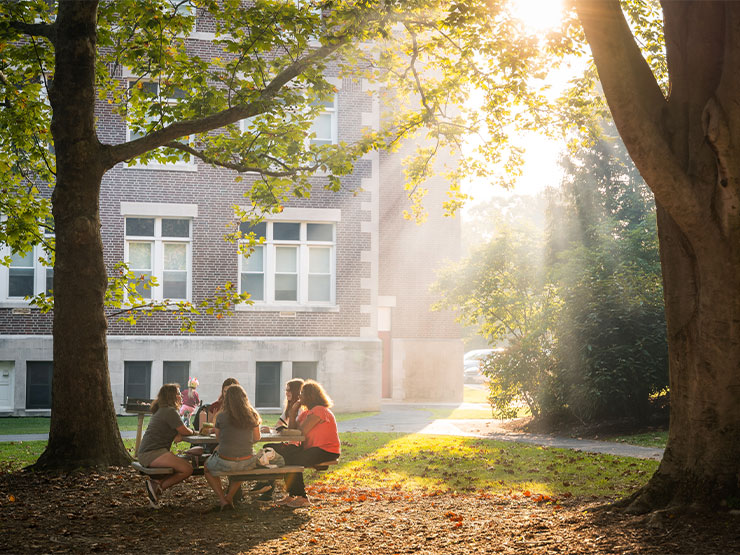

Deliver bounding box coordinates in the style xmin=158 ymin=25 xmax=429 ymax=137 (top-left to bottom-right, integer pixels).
xmin=0 ymin=361 xmax=14 ymax=410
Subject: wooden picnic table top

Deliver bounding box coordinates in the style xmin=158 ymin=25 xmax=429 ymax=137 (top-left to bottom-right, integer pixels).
xmin=183 ymin=428 xmax=304 ymax=445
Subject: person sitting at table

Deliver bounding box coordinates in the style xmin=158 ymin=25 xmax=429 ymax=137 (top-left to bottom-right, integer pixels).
xmin=179 ymin=377 xmax=200 ymax=427
xmin=251 ymin=378 xmax=304 ymax=500
xmin=203 ymin=384 xmax=261 ymax=511
xmin=137 ymin=383 xmax=195 ymax=509
xmin=200 ymin=376 xmax=239 ymax=430
xmin=276 ymin=380 xmax=341 ymax=508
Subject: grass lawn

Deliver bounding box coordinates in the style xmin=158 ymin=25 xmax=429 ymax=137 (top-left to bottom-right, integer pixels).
xmin=608 ymin=430 xmax=668 ymax=448
xmin=0 ymin=411 xmax=377 ymax=436
xmin=0 ymin=432 xmax=657 ymax=500
xmin=327 ymin=433 xmax=657 ymax=498
xmin=462 ymin=385 xmax=489 ymax=404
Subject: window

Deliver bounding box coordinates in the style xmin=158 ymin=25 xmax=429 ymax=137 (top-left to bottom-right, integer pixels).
xmin=256 ymin=361 xmax=281 ymax=408
xmin=124 ymin=361 xmax=152 ymax=402
xmin=124 ymin=217 xmax=192 ymax=302
xmin=309 ymin=95 xmax=337 ymax=146
xmin=292 ymin=361 xmax=317 ymax=381
xmin=163 ymin=361 xmax=190 ymax=391
xmin=126 ymin=81 xmax=194 ymax=169
xmin=1 ymin=227 xmax=54 ymax=303
xmin=238 ymin=221 xmax=335 ymax=305
xmin=26 ymin=361 xmax=53 ymax=409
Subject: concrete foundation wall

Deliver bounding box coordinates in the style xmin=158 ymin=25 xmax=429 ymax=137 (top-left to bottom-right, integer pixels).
xmin=0 ymin=335 xmax=381 ymax=416
xmin=390 ymin=338 xmax=463 ymax=403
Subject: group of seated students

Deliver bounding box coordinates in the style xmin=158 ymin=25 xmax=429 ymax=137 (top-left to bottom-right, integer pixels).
xmin=136 ymin=376 xmax=340 ymax=510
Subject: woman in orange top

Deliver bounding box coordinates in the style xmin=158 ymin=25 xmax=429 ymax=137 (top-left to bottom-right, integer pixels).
xmin=278 ymin=380 xmax=340 ymax=508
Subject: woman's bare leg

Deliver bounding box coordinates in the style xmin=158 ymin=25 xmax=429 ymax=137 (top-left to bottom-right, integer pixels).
xmin=149 ymin=451 xmax=193 ymax=491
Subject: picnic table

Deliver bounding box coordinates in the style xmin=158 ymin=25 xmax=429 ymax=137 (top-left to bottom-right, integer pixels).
xmin=132 ymin=427 xmax=337 ymax=484
xmin=183 ymin=428 xmax=305 ymax=445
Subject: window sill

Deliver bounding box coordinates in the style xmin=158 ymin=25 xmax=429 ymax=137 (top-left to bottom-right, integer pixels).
xmin=236 ymin=304 xmax=339 ymax=313
xmin=0 ymin=301 xmax=34 ymax=309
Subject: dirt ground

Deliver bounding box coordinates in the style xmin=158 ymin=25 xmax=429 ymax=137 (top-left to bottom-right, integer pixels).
xmin=2 ymin=466 xmax=740 ymax=554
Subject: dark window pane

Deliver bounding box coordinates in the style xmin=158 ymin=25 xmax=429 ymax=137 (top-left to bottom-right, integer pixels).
xmin=307 ymin=223 xmax=333 ymax=241
xmin=124 ymin=361 xmax=151 ymax=402
xmin=273 ymin=222 xmax=300 ymax=240
xmin=26 ymin=361 xmax=53 ymax=409
xmin=9 ymin=269 xmax=34 ymax=297
xmin=163 ymin=271 xmax=187 ymax=298
xmin=45 ymin=268 xmax=54 ymax=295
xmin=163 ymin=361 xmax=190 ymax=392
xmin=293 ymin=361 xmax=317 ymax=381
xmin=238 ymin=221 xmax=266 ymax=239
xmin=275 ymin=274 xmax=297 ymax=301
xmin=126 ymin=218 xmax=155 ymax=237
xmin=241 ymin=274 xmax=264 ymax=301
xmin=255 ymin=361 xmax=281 ymax=407
xmin=162 ymin=219 xmax=190 ymax=238
xmin=131 ymin=272 xmax=152 ymax=299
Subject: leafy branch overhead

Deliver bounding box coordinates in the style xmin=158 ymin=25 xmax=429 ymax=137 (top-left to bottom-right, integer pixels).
xmin=0 ymin=0 xmax=665 ymax=310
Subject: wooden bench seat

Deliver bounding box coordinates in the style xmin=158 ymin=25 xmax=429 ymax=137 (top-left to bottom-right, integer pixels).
xmin=132 ymin=459 xmax=338 ymax=481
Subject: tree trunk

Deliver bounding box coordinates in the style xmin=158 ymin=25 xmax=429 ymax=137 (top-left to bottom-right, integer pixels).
xmin=577 ymin=0 xmax=740 ymax=511
xmin=32 ymin=0 xmax=130 ymax=469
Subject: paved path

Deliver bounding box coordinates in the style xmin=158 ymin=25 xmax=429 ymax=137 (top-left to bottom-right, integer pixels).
xmin=0 ymin=402 xmax=663 ymax=460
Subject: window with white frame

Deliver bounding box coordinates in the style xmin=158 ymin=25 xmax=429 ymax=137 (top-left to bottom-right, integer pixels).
xmin=309 ymin=95 xmax=337 ymax=146
xmin=124 ymin=217 xmax=192 ymax=302
xmin=0 ymin=226 xmax=54 ymax=303
xmin=126 ymin=81 xmax=194 ymax=169
xmin=238 ymin=220 xmax=335 ymax=305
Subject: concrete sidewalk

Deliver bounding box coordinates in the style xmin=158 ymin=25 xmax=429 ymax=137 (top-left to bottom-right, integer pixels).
xmin=0 ymin=402 xmax=663 ymax=460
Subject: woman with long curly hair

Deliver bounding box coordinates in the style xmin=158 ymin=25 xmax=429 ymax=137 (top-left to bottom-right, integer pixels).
xmin=137 ymin=383 xmax=195 ymax=509
xmin=278 ymin=380 xmax=340 ymax=508
xmin=204 ymin=384 xmax=262 ymax=510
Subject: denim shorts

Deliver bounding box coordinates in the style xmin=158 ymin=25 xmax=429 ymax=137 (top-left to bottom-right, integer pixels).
xmin=206 ymin=452 xmax=258 ymax=476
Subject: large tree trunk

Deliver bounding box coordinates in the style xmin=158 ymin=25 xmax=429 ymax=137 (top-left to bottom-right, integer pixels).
xmin=32 ymin=0 xmax=130 ymax=469
xmin=577 ymin=0 xmax=740 ymax=511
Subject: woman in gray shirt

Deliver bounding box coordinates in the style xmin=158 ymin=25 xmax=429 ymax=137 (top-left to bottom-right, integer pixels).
xmin=204 ymin=384 xmax=261 ymax=510
xmin=137 ymin=383 xmax=195 ymax=508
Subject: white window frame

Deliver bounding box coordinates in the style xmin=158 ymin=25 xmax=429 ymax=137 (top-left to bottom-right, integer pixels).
xmin=237 ymin=217 xmax=337 ymax=309
xmin=123 ymin=216 xmax=193 ymax=303
xmin=125 ymin=80 xmax=197 ymax=172
xmin=0 ymin=228 xmax=54 ymax=307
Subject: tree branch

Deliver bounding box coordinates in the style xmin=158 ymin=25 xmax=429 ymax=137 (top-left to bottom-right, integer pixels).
xmin=7 ymin=20 xmax=56 ymax=44
xmin=575 ymin=0 xmax=702 ymax=235
xmin=103 ymin=37 xmax=349 ymax=168
xmin=164 ymin=140 xmax=324 ymax=177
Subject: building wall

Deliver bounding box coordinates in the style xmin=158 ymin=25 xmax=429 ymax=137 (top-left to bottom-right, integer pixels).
xmin=0 ymin=335 xmax=381 ymax=415
xmin=378 ymin=149 xmax=464 ymax=402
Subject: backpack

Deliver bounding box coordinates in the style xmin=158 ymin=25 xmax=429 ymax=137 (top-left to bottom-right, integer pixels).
xmin=191 ymin=403 xmax=209 ymax=432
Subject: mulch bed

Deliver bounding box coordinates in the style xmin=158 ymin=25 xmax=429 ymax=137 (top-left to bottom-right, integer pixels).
xmin=1 ymin=467 xmax=739 ymax=554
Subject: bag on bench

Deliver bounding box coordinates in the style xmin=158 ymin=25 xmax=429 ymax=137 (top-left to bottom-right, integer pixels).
xmin=256 ymin=447 xmax=285 ymax=469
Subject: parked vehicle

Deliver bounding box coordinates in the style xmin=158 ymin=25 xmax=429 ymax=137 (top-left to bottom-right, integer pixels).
xmin=463 ymin=349 xmax=501 ymax=383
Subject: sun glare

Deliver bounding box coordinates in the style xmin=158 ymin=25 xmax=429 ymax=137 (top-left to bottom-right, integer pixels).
xmin=509 ymin=0 xmax=564 ymax=33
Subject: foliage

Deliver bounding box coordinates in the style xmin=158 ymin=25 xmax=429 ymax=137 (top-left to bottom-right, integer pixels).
xmin=548 ymin=124 xmax=667 ymax=423
xmin=0 ymin=0 xmax=595 ymax=331
xmin=433 ymin=221 xmax=559 ymax=418
xmin=434 ymin=119 xmax=666 ymax=424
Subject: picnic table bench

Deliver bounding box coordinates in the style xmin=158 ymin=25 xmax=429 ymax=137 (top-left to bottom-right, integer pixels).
xmin=132 ymin=459 xmax=338 ymax=481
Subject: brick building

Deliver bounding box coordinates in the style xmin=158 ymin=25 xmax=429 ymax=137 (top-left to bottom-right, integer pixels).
xmin=0 ymin=11 xmax=462 ymax=416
